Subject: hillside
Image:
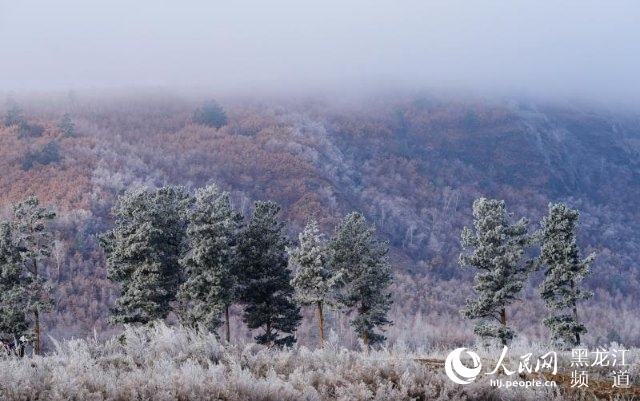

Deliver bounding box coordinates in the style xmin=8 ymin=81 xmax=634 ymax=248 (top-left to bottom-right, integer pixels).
xmin=1 ymin=91 xmax=639 ymax=347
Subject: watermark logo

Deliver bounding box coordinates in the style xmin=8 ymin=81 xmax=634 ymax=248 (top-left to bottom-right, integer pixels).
xmin=445 ymin=348 xmax=482 ymax=384
xmin=444 ymin=346 xmax=632 ymax=390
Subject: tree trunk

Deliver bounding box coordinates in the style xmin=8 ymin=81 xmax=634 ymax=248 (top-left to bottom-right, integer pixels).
xmin=499 ymin=307 xmax=507 ymax=346
xmin=33 ymin=258 xmax=40 ymax=355
xmin=34 ymin=309 xmax=40 ymax=355
xmin=266 ymin=321 xmax=272 ymax=348
xmin=363 ymin=329 xmax=369 ymax=349
xmin=571 ymin=280 xmax=580 ymax=345
xmin=317 ymin=301 xmax=325 ymax=349
xmin=224 ymin=305 xmax=230 ymax=343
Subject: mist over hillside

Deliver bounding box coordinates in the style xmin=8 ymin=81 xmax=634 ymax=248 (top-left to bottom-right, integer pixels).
xmin=1 ymin=91 xmax=639 ymax=347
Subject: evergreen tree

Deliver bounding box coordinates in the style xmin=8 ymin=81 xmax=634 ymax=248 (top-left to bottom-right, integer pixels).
xmin=100 ymin=187 xmax=191 ymax=325
xmin=177 ymin=184 xmax=243 ymax=341
xmin=12 ymin=196 xmax=56 ymax=355
xmin=289 ymin=220 xmax=337 ymax=348
xmin=538 ymin=203 xmax=594 ymax=347
xmin=58 ymin=113 xmax=76 ymax=137
xmin=23 ymin=140 xmax=62 ymax=170
xmin=193 ymin=100 xmax=227 ymax=129
xmin=330 ymin=212 xmax=392 ymax=348
xmin=237 ymin=201 xmax=301 ymax=347
xmin=0 ymin=222 xmax=29 ymax=340
xmin=4 ymin=98 xmax=23 ymax=127
xmin=459 ymin=198 xmax=530 ymax=346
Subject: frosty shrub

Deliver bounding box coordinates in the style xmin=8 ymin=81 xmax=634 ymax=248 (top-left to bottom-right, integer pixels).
xmin=1 ymin=322 xmax=635 ymax=400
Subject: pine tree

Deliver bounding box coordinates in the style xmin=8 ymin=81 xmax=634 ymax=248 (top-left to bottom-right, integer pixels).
xmin=459 ymin=198 xmax=530 ymax=346
xmin=538 ymin=203 xmax=594 ymax=347
xmin=11 ymin=196 xmax=56 ymax=355
xmin=58 ymin=113 xmax=76 ymax=137
xmin=4 ymin=98 xmax=23 ymax=127
xmin=193 ymin=100 xmax=227 ymax=129
xmin=330 ymin=212 xmax=392 ymax=348
xmin=0 ymin=222 xmax=29 ymax=340
xmin=289 ymin=220 xmax=337 ymax=348
xmin=177 ymin=184 xmax=243 ymax=341
xmin=100 ymin=187 xmax=191 ymax=325
xmin=237 ymin=201 xmax=301 ymax=347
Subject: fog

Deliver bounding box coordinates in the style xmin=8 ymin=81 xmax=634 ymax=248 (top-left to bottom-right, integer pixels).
xmin=1 ymin=1 xmax=639 ymax=104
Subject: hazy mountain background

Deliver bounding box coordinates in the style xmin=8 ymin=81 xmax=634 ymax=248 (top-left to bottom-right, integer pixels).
xmin=1 ymin=90 xmax=638 ymax=348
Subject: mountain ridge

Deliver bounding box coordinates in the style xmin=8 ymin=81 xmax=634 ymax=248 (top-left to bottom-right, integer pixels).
xmin=1 ymin=92 xmax=638 ymax=345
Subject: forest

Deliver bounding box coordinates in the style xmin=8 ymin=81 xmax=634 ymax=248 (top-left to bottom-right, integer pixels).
xmin=2 ymin=0 xmax=638 ymax=397
xmin=0 ymin=90 xmax=639 ymax=351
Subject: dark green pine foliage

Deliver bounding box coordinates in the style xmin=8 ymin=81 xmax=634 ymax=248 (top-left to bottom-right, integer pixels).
xmin=12 ymin=196 xmax=56 ymax=355
xmin=100 ymin=187 xmax=191 ymax=325
xmin=177 ymin=184 xmax=243 ymax=340
xmin=459 ymin=198 xmax=530 ymax=346
xmin=0 ymin=222 xmax=29 ymax=339
xmin=237 ymin=201 xmax=301 ymax=347
xmin=193 ymin=100 xmax=227 ymax=129
xmin=538 ymin=203 xmax=594 ymax=347
xmin=330 ymin=212 xmax=393 ymax=348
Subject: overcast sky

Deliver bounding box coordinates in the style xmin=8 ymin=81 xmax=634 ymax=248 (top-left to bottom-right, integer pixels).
xmin=1 ymin=1 xmax=639 ymax=103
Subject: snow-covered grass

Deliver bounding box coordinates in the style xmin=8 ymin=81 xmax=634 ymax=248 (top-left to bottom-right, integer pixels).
xmin=0 ymin=322 xmax=637 ymax=401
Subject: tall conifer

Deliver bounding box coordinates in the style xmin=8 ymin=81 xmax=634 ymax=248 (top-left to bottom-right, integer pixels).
xmin=0 ymin=222 xmax=29 ymax=340
xmin=12 ymin=196 xmax=55 ymax=355
xmin=100 ymin=187 xmax=190 ymax=324
xmin=237 ymin=201 xmax=301 ymax=347
xmin=538 ymin=203 xmax=594 ymax=347
xmin=177 ymin=184 xmax=243 ymax=341
xmin=330 ymin=212 xmax=392 ymax=348
xmin=459 ymin=198 xmax=530 ymax=345
xmin=290 ymin=220 xmax=337 ymax=348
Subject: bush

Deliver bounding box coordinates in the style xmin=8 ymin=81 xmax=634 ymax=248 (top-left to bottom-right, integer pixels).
xmin=1 ymin=323 xmax=633 ymax=401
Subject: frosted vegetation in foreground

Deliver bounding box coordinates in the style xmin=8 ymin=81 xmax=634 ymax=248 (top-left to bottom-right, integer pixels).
xmin=1 ymin=323 xmax=637 ymax=401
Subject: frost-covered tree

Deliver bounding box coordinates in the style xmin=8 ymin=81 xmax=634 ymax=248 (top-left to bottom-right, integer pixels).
xmin=538 ymin=203 xmax=594 ymax=347
xmin=237 ymin=201 xmax=301 ymax=347
xmin=289 ymin=220 xmax=338 ymax=348
xmin=459 ymin=198 xmax=530 ymax=346
xmin=177 ymin=184 xmax=243 ymax=341
xmin=12 ymin=196 xmax=56 ymax=355
xmin=0 ymin=222 xmax=29 ymax=340
xmin=330 ymin=212 xmax=392 ymax=348
xmin=100 ymin=187 xmax=191 ymax=325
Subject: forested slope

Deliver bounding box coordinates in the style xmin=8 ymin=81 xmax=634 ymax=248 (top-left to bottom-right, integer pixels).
xmin=1 ymin=91 xmax=638 ymax=347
